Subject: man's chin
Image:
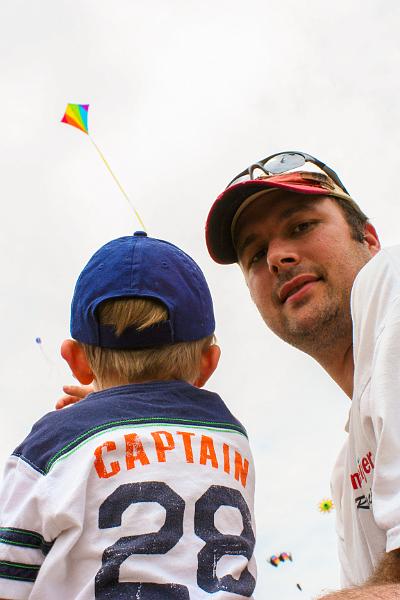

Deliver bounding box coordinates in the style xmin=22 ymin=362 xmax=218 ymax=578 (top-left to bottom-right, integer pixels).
xmin=283 ymin=304 xmax=322 ymax=331
xmin=267 ymin=317 xmax=318 ymax=345
xmin=280 ymin=304 xmax=346 ymax=351
xmin=284 ymin=320 xmax=321 ymax=341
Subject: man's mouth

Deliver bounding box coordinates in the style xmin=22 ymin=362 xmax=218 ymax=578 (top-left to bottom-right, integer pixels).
xmin=278 ymin=275 xmax=321 ymax=304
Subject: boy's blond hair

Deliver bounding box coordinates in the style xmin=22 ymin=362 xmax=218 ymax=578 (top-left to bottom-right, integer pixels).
xmin=82 ymin=297 xmax=214 ymax=388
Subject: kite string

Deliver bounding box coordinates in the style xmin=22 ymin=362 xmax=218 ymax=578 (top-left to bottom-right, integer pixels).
xmin=89 ymin=136 xmax=146 ymax=231
xmin=288 ymin=561 xmax=303 ymax=593
xmin=38 ymin=344 xmax=53 ymax=366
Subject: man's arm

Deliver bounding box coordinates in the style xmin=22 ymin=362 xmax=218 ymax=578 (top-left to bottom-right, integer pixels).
xmin=318 ymin=550 xmax=400 ymax=599
xmin=319 ymin=585 xmax=398 ymax=599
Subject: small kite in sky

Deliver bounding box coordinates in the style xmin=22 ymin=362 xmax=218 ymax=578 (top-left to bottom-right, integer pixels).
xmin=61 ymin=103 xmax=89 ymax=134
xmin=268 ymin=552 xmax=293 ymax=567
xmin=279 ymin=552 xmax=293 ymax=562
xmin=269 ymin=555 xmax=281 ymax=568
xmin=61 ymin=103 xmax=146 ymax=231
xmin=318 ymin=498 xmax=335 ymax=514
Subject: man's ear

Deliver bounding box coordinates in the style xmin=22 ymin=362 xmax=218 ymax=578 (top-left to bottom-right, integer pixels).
xmin=363 ymin=222 xmax=381 ymax=256
xmin=61 ymin=339 xmax=94 ymax=385
xmin=193 ymin=344 xmax=221 ymax=389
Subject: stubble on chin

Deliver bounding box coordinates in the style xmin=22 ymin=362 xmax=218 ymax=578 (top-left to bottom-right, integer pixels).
xmin=270 ymin=287 xmax=352 ymax=357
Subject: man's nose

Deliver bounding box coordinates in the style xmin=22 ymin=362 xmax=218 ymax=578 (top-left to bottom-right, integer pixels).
xmin=267 ymin=241 xmax=300 ymax=274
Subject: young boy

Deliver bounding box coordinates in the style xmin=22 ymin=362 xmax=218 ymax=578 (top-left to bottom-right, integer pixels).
xmin=0 ymin=232 xmax=256 ymax=599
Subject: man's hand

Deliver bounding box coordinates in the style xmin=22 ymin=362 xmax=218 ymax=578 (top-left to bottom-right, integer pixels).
xmin=318 ymin=550 xmax=400 ymax=599
xmin=318 ymin=584 xmax=400 ymax=599
xmin=55 ymin=384 xmax=94 ymax=409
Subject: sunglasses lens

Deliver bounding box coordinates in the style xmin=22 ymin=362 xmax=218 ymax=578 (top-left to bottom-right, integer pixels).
xmin=263 ymin=152 xmax=306 ymax=174
xmin=251 ymin=166 xmax=269 ymax=179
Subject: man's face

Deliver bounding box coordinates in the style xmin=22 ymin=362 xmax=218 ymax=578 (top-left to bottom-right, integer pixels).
xmin=235 ymin=193 xmax=379 ymax=355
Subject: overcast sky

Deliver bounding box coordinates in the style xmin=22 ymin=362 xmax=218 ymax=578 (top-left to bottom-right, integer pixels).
xmin=1 ymin=2 xmax=400 ymax=598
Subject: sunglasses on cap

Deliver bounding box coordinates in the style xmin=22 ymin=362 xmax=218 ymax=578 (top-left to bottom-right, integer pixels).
xmin=226 ymin=151 xmax=350 ymax=195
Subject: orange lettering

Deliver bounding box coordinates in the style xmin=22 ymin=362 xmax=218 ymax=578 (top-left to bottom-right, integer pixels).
xmin=177 ymin=431 xmax=195 ymax=463
xmin=200 ymin=435 xmax=218 ymax=469
xmin=151 ymin=431 xmax=175 ymax=462
xmin=94 ymin=441 xmax=120 ymax=479
xmin=234 ymin=451 xmax=249 ymax=487
xmin=125 ymin=433 xmax=150 ymax=469
xmin=223 ymin=443 xmax=230 ymax=474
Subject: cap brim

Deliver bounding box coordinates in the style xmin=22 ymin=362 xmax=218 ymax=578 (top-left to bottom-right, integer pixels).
xmin=205 ymin=172 xmax=353 ymax=264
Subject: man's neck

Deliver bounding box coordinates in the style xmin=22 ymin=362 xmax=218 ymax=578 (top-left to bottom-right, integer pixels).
xmin=315 ymin=342 xmax=354 ymax=399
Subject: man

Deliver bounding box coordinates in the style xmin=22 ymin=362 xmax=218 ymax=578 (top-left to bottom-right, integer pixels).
xmin=205 ymin=151 xmax=400 ymax=599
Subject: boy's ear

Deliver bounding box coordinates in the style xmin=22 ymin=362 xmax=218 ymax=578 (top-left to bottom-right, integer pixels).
xmin=193 ymin=344 xmax=221 ymax=389
xmin=61 ymin=339 xmax=94 ymax=385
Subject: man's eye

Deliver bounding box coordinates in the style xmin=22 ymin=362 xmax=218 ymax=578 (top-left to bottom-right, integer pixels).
xmin=293 ymin=221 xmax=313 ymax=234
xmin=250 ymin=248 xmax=267 ymax=265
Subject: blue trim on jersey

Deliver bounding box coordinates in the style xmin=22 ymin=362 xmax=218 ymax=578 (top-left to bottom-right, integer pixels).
xmin=12 ymin=381 xmax=247 ymax=476
xmin=0 ymin=528 xmax=53 ymax=555
xmin=0 ymin=559 xmax=40 ymax=583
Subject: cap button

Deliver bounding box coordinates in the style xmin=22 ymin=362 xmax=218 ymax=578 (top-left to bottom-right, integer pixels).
xmin=134 ymin=231 xmax=147 ymax=237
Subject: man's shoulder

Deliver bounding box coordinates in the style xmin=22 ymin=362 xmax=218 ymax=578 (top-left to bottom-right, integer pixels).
xmin=356 ymin=245 xmax=400 ymax=283
xmin=352 ymin=246 xmax=400 ymax=304
xmin=351 ymin=246 xmax=400 ymax=366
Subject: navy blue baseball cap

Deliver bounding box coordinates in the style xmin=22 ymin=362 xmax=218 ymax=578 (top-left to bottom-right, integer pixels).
xmin=71 ymin=232 xmax=215 ymax=349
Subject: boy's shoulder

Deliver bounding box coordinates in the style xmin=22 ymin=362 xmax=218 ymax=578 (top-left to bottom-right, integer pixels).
xmin=13 ymin=380 xmax=247 ymax=477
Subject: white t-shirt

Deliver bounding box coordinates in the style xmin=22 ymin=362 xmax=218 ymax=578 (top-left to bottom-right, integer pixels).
xmin=0 ymin=380 xmax=256 ymax=599
xmin=331 ymin=246 xmax=400 ymax=586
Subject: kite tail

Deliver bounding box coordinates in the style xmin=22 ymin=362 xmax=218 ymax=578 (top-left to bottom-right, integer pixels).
xmin=89 ymin=136 xmax=146 ymax=231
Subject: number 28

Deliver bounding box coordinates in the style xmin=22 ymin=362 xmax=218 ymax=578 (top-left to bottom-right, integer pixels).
xmin=95 ymin=482 xmax=255 ymax=599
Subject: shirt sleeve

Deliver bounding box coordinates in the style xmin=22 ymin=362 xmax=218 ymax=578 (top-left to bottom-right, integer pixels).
xmin=368 ymin=302 xmax=400 ymax=553
xmin=0 ymin=456 xmax=54 ymax=599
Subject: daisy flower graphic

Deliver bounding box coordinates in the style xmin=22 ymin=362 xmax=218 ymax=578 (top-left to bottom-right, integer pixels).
xmin=318 ymin=498 xmax=334 ymax=513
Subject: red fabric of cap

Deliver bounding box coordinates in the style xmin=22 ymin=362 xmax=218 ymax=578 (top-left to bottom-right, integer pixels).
xmin=205 ymin=171 xmax=342 ymax=264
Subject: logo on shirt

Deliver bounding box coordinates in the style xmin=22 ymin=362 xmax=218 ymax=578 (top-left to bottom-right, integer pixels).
xmin=350 ymin=451 xmax=374 ymax=511
xmin=355 ymin=489 xmax=372 ymax=510
xmin=350 ymin=451 xmax=374 ymax=490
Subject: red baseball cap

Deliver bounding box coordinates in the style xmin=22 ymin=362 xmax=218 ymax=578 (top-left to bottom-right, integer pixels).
xmin=205 ymin=170 xmax=359 ymax=264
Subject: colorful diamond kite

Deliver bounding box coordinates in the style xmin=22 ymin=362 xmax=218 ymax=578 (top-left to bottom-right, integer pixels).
xmin=61 ymin=104 xmax=89 ymax=134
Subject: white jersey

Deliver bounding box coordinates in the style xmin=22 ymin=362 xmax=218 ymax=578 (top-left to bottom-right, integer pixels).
xmin=331 ymin=246 xmax=400 ymax=586
xmin=0 ymin=380 xmax=256 ymax=599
